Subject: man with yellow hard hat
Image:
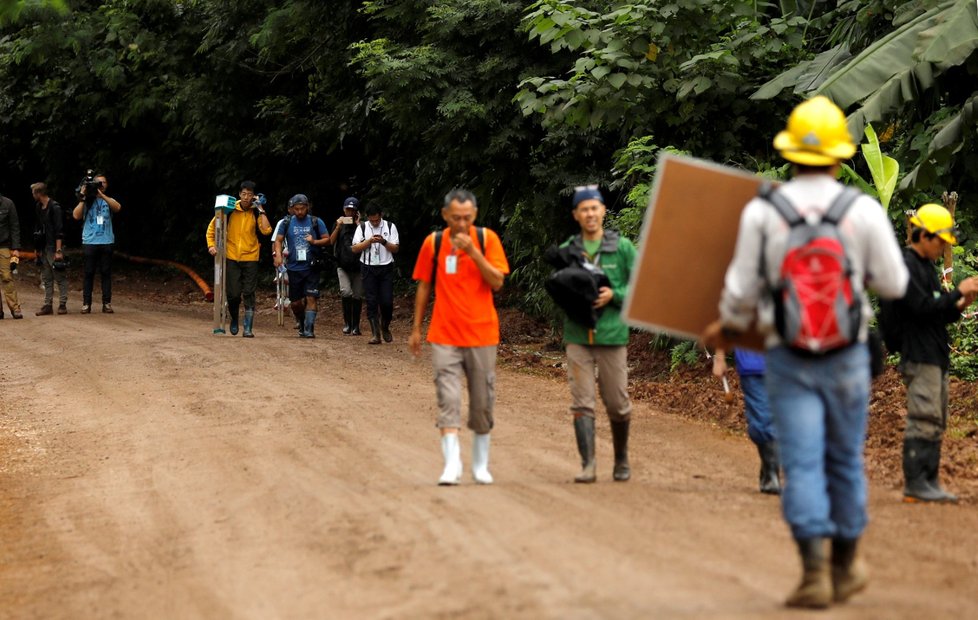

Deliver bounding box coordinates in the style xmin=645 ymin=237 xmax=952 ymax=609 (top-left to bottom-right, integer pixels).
xmin=703 ymin=96 xmax=909 ymax=609
xmin=887 ymin=204 xmax=978 ymax=504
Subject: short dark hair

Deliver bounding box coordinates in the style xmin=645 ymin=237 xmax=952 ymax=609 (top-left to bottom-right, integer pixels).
xmin=364 ymin=202 xmax=382 ymax=217
xmin=910 ymin=226 xmax=937 ymax=243
xmin=443 ymin=188 xmax=477 ymax=209
xmin=794 ymin=163 xmax=835 ymax=174
xmin=240 ymin=180 xmax=256 ymax=191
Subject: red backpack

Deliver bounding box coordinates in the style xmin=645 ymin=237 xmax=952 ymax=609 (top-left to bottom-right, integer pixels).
xmin=762 ymin=185 xmax=863 ymax=354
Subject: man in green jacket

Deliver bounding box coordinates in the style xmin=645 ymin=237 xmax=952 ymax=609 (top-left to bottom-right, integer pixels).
xmin=562 ymin=186 xmax=637 ymax=483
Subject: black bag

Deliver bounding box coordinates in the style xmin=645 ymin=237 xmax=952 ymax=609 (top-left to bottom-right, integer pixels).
xmin=877 ymin=298 xmax=903 ymax=354
xmin=334 ymin=223 xmax=361 ymax=272
xmin=543 ymin=244 xmax=611 ymax=329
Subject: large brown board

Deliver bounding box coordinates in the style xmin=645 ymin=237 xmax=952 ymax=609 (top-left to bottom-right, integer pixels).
xmin=623 ymin=153 xmax=769 ymax=348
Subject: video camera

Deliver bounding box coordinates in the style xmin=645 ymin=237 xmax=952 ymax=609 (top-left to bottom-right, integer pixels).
xmin=76 ymin=169 xmax=102 ymax=203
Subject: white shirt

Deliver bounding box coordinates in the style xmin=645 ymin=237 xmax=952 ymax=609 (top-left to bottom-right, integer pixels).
xmin=719 ymin=174 xmax=908 ymax=347
xmin=352 ymin=219 xmax=399 ymax=266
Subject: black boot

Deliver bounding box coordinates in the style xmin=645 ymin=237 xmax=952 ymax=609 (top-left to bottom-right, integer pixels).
xmin=349 ymin=299 xmax=362 ymax=335
xmin=381 ymin=317 xmax=393 ymax=343
xmin=228 ymin=301 xmax=240 ymax=335
xmin=924 ymin=439 xmax=958 ymax=503
xmin=610 ymin=419 xmax=630 ymax=481
xmin=831 ymin=538 xmax=868 ymax=603
xmin=786 ymin=538 xmax=831 ymax=608
xmin=903 ymin=438 xmax=957 ymax=503
xmin=368 ymin=318 xmax=381 ymax=344
xmin=757 ymin=441 xmax=782 ymax=495
xmin=573 ymin=415 xmax=596 ymax=483
xmin=341 ymin=297 xmax=352 ymax=334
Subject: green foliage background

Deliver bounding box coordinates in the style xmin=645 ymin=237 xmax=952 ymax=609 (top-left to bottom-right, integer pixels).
xmin=1 ymin=0 xmax=977 ymax=373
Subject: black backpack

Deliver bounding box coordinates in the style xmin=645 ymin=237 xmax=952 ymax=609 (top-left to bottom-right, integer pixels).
xmin=877 ymin=298 xmax=903 ymax=354
xmin=334 ymin=223 xmax=361 ymax=272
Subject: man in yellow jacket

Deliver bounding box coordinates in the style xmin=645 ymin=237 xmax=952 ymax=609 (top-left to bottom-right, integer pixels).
xmin=206 ymin=180 xmax=272 ymax=337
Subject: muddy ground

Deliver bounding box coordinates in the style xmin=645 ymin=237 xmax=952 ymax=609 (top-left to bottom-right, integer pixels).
xmin=1 ymin=260 xmax=976 ymax=618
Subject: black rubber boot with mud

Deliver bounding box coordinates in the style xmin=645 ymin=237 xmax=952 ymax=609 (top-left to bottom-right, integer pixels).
xmin=368 ymin=318 xmax=382 ymax=344
xmin=831 ymin=538 xmax=868 ymax=603
xmin=341 ymin=298 xmax=352 ymax=334
xmin=349 ymin=299 xmax=362 ymax=335
xmin=757 ymin=441 xmax=782 ymax=495
xmin=381 ymin=318 xmax=393 ymax=343
xmin=903 ymin=438 xmax=958 ymax=503
xmin=785 ymin=538 xmax=831 ymax=609
xmin=573 ymin=415 xmax=596 ymax=483
xmin=610 ymin=419 xmax=630 ymax=481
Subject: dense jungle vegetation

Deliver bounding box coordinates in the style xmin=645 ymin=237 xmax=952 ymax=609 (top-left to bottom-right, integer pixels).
xmin=2 ymin=0 xmax=977 ymax=372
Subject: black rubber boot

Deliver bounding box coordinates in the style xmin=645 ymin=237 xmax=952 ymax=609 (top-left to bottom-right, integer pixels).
xmin=903 ymin=438 xmax=957 ymax=503
xmin=228 ymin=301 xmax=240 ymax=335
xmin=341 ymin=298 xmax=352 ymax=334
xmin=573 ymin=415 xmax=596 ymax=483
xmin=925 ymin=439 xmax=958 ymax=503
xmin=757 ymin=441 xmax=782 ymax=495
xmin=786 ymin=538 xmax=831 ymax=609
xmin=368 ymin=318 xmax=381 ymax=344
xmin=381 ymin=317 xmax=393 ymax=343
xmin=242 ymin=309 xmax=255 ymax=338
xmin=349 ymin=299 xmax=362 ymax=335
xmin=610 ymin=419 xmax=630 ymax=481
xmin=831 ymin=538 xmax=868 ymax=603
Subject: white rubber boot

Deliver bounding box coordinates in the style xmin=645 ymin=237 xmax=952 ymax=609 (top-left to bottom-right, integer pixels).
xmin=472 ymin=433 xmax=494 ymax=485
xmin=438 ymin=434 xmax=461 ymax=486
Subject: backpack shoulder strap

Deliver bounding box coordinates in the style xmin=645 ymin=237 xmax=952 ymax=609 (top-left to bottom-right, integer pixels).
xmin=758 ymin=184 xmax=803 ymax=227
xmin=431 ymin=230 xmax=444 ymax=285
xmin=476 ymin=226 xmax=485 ymax=254
xmin=822 ymin=187 xmax=862 ymax=225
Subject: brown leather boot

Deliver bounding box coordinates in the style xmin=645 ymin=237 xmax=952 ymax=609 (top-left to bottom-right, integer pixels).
xmin=831 ymin=538 xmax=868 ymax=603
xmin=36 ymin=304 xmax=53 ymax=316
xmin=786 ymin=538 xmax=831 ymax=609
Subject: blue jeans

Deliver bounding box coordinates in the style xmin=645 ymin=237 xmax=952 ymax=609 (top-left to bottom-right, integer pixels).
xmin=739 ymin=374 xmax=776 ymax=445
xmin=765 ymin=344 xmax=870 ymax=541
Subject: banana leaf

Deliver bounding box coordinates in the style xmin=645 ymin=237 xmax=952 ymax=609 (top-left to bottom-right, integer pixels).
xmin=859 ymin=124 xmax=899 ymax=211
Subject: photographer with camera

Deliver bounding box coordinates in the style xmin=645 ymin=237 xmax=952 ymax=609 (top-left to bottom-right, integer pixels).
xmin=206 ymin=180 xmax=272 ymax=337
xmin=273 ymin=194 xmax=329 ymax=338
xmin=72 ymin=172 xmax=121 ymax=314
xmin=31 ymin=183 xmax=68 ymax=316
xmin=0 ymin=187 xmax=23 ymax=318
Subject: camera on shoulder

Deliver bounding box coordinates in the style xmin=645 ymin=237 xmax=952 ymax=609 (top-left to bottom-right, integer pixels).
xmin=75 ymin=169 xmax=102 ymax=202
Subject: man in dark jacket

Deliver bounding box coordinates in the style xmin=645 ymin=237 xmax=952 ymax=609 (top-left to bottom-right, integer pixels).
xmin=894 ymin=203 xmax=978 ymax=503
xmin=31 ymin=183 xmax=68 ymax=315
xmin=0 ymin=189 xmax=23 ymax=318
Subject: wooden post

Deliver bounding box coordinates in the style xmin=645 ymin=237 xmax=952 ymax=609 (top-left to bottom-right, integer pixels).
xmin=213 ymin=194 xmax=235 ymax=334
xmin=942 ymin=191 xmax=958 ymax=289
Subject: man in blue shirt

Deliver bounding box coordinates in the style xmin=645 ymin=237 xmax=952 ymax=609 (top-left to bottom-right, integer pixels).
xmin=72 ymin=173 xmax=122 ymax=314
xmin=273 ymin=194 xmax=330 ymax=338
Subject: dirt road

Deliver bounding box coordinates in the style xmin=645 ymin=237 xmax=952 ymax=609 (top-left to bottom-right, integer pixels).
xmin=2 ymin=282 xmax=977 ymax=619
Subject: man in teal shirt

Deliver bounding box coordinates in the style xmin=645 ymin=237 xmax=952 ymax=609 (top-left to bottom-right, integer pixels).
xmin=561 ymin=186 xmax=637 ymax=483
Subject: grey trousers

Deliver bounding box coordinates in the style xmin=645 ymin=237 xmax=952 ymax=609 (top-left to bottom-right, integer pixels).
xmin=900 ymin=361 xmax=948 ymax=442
xmin=566 ymin=343 xmax=632 ymax=422
xmin=431 ymin=344 xmax=497 ymax=434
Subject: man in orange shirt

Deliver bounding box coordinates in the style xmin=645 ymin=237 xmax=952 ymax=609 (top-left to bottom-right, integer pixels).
xmin=409 ymin=189 xmax=510 ymax=486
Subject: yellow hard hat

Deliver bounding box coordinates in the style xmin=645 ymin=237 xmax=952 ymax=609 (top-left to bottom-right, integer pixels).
xmin=909 ymin=203 xmax=957 ymax=244
xmin=773 ymin=96 xmax=857 ymax=166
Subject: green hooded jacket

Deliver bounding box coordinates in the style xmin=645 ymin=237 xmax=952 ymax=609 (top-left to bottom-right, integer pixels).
xmin=560 ymin=229 xmax=636 ymax=346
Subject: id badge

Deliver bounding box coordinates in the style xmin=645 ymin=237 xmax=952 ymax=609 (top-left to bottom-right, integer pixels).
xmin=297 ymin=249 xmax=307 ymax=262
xmin=445 ymin=254 xmax=458 ymax=275
xmin=96 ymin=215 xmax=105 ymax=226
